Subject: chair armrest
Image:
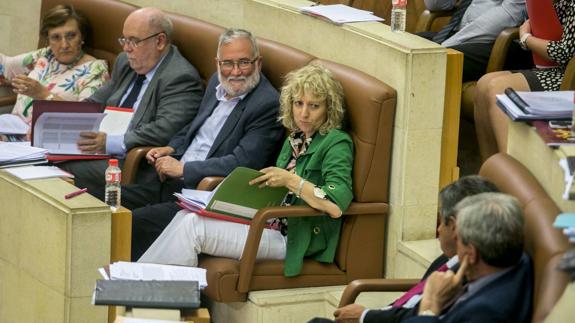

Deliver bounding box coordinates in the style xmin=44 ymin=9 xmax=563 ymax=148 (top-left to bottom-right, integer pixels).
xmin=560 ymin=56 xmax=575 ymax=90
xmin=122 ymin=146 xmax=155 ymax=185
xmin=415 ymin=9 xmax=454 ymax=33
xmin=485 ymin=27 xmax=519 ymax=73
xmin=337 ymin=278 xmax=420 ymax=307
xmin=196 ymin=176 xmax=225 ymax=191
xmin=0 ymin=86 xmax=16 ymax=109
xmin=236 ymin=202 xmax=389 ymax=293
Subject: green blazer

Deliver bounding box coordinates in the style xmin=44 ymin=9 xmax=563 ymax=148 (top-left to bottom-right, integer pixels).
xmin=275 ymin=129 xmax=354 ymax=277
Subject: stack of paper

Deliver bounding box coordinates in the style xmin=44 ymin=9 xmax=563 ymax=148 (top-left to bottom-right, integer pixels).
xmin=496 ymin=90 xmax=574 ymax=120
xmin=300 ymin=4 xmax=384 ymax=25
xmin=100 ymin=261 xmax=208 ymax=289
xmin=0 ymin=142 xmax=47 ymax=168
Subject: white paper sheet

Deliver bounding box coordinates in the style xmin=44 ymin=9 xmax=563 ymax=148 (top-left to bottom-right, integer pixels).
xmin=3 ymin=165 xmax=73 ymax=180
xmin=300 ymin=4 xmax=384 ymax=24
xmin=0 ymin=142 xmax=47 ymax=161
xmin=33 ymin=112 xmax=105 ymax=154
xmin=100 ymin=107 xmax=134 ymax=135
xmin=0 ymin=114 xmax=29 ymax=135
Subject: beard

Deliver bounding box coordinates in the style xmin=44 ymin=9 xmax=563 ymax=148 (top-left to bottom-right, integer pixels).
xmin=218 ymin=68 xmax=261 ymax=98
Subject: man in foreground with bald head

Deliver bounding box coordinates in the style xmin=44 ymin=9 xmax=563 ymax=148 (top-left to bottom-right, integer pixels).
xmin=64 ymin=7 xmax=203 ymax=199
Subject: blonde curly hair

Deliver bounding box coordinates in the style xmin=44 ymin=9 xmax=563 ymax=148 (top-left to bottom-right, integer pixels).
xmin=279 ymin=64 xmax=345 ymax=135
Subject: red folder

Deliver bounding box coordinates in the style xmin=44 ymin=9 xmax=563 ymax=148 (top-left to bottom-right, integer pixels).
xmin=176 ymin=201 xmax=276 ymax=229
xmin=527 ymin=0 xmax=563 ymax=67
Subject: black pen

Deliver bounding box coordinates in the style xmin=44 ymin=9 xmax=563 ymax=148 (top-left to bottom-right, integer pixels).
xmin=504 ymin=87 xmax=530 ymax=114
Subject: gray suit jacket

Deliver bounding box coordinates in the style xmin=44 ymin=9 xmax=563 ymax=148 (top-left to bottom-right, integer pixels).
xmin=168 ymin=72 xmax=284 ymax=189
xmin=89 ymin=45 xmax=203 ymax=150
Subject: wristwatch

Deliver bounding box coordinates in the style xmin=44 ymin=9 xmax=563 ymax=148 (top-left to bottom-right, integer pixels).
xmin=45 ymin=93 xmax=55 ymax=101
xmin=519 ymin=32 xmax=532 ymax=51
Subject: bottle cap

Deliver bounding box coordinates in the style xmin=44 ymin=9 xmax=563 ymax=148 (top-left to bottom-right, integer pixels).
xmin=109 ymin=159 xmax=119 ymax=167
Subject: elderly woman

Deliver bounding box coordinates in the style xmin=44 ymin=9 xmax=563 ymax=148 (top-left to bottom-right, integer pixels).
xmin=138 ymin=64 xmax=354 ymax=277
xmin=475 ymin=0 xmax=575 ymax=160
xmin=0 ymin=4 xmax=109 ymax=138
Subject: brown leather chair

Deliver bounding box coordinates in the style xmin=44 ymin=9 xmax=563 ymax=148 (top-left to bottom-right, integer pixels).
xmin=196 ymin=58 xmax=396 ymax=302
xmin=338 ymin=153 xmax=570 ymax=323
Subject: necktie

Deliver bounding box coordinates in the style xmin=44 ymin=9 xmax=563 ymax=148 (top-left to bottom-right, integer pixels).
xmin=391 ymin=263 xmax=449 ymax=308
xmin=432 ymin=0 xmax=473 ymax=44
xmin=120 ymin=74 xmax=146 ymax=108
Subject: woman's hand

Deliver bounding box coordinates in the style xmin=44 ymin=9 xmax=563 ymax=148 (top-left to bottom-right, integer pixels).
xmin=11 ymin=75 xmax=49 ymax=99
xmin=249 ymin=167 xmax=298 ymax=188
xmin=519 ymin=19 xmax=531 ymax=38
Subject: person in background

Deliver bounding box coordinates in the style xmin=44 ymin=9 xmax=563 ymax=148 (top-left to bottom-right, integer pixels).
xmin=315 ymin=176 xmax=499 ymax=323
xmin=62 ymin=7 xmax=204 ymax=199
xmin=421 ymin=0 xmax=527 ymax=82
xmin=137 ymin=64 xmax=354 ymax=279
xmin=0 ymin=4 xmax=109 ymax=141
xmin=404 ymin=192 xmax=532 ymax=322
xmin=126 ymin=28 xmax=284 ymax=260
xmin=475 ymin=0 xmax=575 ymax=161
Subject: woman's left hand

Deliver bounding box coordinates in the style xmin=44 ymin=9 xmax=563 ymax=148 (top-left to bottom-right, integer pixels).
xmin=11 ymin=75 xmax=48 ymax=99
xmin=250 ymin=167 xmax=295 ymax=188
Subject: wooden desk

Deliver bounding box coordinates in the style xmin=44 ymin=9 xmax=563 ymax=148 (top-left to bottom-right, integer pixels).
xmin=507 ymin=120 xmax=575 ymax=212
xmin=0 ymin=173 xmax=131 ymax=323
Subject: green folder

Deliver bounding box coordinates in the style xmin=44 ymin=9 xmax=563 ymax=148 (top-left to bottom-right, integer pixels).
xmin=205 ymin=167 xmax=289 ymax=221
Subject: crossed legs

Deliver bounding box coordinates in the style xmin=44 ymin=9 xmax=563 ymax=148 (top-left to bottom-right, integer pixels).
xmin=474 ymin=71 xmax=531 ymax=161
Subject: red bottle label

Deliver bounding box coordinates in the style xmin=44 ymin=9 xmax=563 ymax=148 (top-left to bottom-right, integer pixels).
xmin=106 ymin=172 xmax=121 ymax=183
xmin=393 ymin=0 xmax=407 ymax=6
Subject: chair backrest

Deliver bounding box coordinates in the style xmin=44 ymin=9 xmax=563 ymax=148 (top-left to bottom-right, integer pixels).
xmin=479 ymin=153 xmax=570 ymax=323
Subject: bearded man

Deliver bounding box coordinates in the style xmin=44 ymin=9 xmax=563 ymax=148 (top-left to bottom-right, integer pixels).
xmin=125 ymin=28 xmax=284 ymax=260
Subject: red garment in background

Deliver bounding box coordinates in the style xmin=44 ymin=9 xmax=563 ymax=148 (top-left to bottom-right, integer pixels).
xmin=527 ymin=0 xmax=563 ymax=67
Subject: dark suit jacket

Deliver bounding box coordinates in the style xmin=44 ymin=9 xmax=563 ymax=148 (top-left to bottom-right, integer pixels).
xmin=363 ymin=255 xmax=450 ymax=323
xmin=88 ymin=45 xmax=203 ymax=150
xmin=404 ymin=253 xmax=533 ymax=323
xmin=168 ymin=72 xmax=283 ymax=189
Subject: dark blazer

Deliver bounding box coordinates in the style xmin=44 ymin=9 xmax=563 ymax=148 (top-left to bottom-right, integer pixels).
xmin=404 ymin=253 xmax=533 ymax=323
xmin=88 ymin=45 xmax=204 ymax=150
xmin=168 ymin=72 xmax=284 ymax=189
xmin=363 ymin=255 xmax=450 ymax=323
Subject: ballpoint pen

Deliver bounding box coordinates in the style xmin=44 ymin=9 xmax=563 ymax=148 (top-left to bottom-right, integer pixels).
xmin=65 ymin=188 xmax=88 ymax=199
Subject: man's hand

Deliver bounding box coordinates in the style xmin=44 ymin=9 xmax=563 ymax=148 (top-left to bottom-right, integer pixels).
xmin=333 ymin=304 xmax=366 ymax=323
xmin=77 ymin=131 xmax=107 ymax=154
xmin=146 ymin=146 xmax=175 ymax=164
xmin=154 ymin=156 xmax=184 ymax=181
xmin=419 ymin=256 xmax=469 ymax=315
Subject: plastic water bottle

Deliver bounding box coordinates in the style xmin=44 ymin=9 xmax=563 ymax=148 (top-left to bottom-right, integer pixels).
xmin=391 ymin=0 xmax=407 ymax=32
xmin=105 ymin=159 xmax=121 ymax=211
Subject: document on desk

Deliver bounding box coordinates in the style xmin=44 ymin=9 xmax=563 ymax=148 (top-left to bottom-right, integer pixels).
xmin=33 ymin=112 xmax=106 ymax=154
xmin=0 ymin=114 xmax=29 ymax=135
xmin=3 ymin=165 xmax=73 ymax=180
xmin=300 ymin=4 xmax=384 ymax=25
xmin=0 ymin=142 xmax=48 ymax=168
xmin=104 ymin=261 xmax=207 ymax=289
xmin=496 ymin=90 xmax=574 ymax=120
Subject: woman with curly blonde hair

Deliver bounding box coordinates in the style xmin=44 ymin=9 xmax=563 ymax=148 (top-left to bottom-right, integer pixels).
xmin=139 ymin=64 xmax=354 ymax=278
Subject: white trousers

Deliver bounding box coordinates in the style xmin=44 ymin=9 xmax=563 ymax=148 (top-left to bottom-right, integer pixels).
xmin=138 ymin=210 xmax=287 ymax=266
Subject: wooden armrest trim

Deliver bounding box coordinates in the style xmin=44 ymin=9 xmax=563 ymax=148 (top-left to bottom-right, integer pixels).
xmin=0 ymin=94 xmax=17 ymax=107
xmin=486 ymin=27 xmax=519 ymax=73
xmin=197 ymin=176 xmax=225 ymax=191
xmin=415 ymin=9 xmax=454 ymax=33
xmin=122 ymin=146 xmax=155 ymax=185
xmin=236 ymin=202 xmax=389 ymax=292
xmin=338 ymin=278 xmax=420 ymax=307
xmin=560 ymin=56 xmax=575 ymax=90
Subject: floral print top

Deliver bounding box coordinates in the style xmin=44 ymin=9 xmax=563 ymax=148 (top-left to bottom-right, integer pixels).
xmin=0 ymin=47 xmax=109 ymax=123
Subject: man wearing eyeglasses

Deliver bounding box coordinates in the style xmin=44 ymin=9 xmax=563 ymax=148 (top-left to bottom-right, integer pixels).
xmin=63 ymin=7 xmax=203 ymax=199
xmin=122 ymin=28 xmax=284 ymax=260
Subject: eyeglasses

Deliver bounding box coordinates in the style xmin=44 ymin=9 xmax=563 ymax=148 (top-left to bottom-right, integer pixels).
xmin=118 ymin=31 xmax=164 ymax=48
xmin=48 ymin=31 xmax=80 ymax=43
xmin=217 ymin=57 xmax=258 ymax=72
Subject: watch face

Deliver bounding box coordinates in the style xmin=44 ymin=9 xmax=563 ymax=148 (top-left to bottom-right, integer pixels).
xmin=313 ymin=186 xmax=327 ymax=199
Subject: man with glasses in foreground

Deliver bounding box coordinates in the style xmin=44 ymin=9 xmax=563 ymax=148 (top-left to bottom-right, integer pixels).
xmin=63 ymin=7 xmax=203 ymax=199
xmin=123 ymin=28 xmax=284 ymax=260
